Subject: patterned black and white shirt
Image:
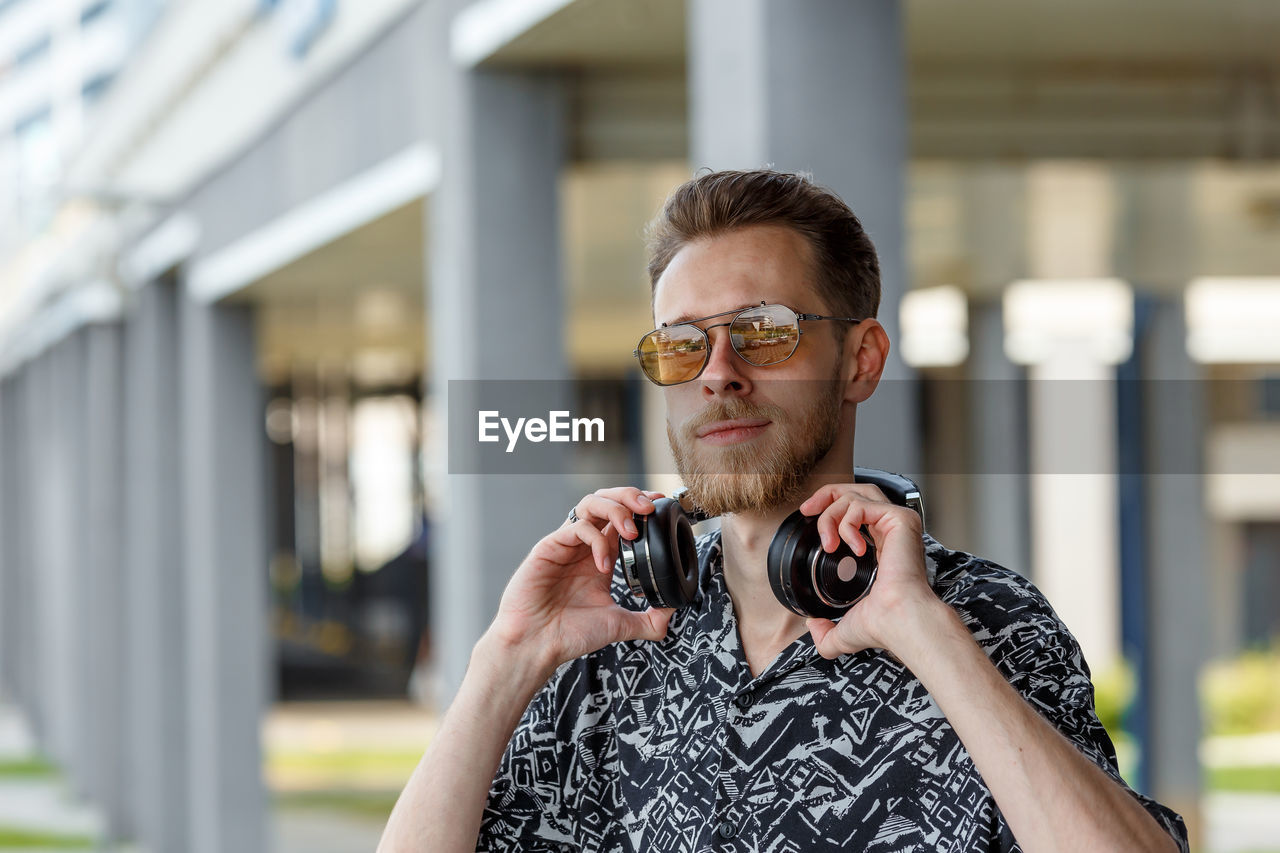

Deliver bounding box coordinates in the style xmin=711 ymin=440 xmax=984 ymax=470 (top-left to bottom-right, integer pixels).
xmin=478 ymin=530 xmax=1189 ymax=852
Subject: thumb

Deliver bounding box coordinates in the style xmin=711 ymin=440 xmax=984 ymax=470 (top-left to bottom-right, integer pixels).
xmin=625 ymin=607 xmax=675 ymax=643
xmin=806 ymin=617 xmax=840 ymax=659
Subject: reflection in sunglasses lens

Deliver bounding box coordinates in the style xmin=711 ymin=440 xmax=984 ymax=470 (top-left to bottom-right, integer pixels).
xmin=638 ymin=325 xmax=706 ymax=385
xmin=732 ymin=305 xmax=799 ymax=366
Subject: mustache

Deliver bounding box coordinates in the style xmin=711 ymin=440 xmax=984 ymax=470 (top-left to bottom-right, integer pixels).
xmin=678 ymin=398 xmax=787 ymax=441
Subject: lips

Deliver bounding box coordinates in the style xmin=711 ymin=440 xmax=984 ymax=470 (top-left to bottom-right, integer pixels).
xmin=695 ymin=418 xmax=772 ymax=444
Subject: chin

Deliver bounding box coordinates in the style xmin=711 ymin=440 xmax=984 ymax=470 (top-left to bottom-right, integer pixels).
xmin=681 ymin=473 xmax=810 ymax=517
xmin=676 ymin=443 xmax=807 ymax=516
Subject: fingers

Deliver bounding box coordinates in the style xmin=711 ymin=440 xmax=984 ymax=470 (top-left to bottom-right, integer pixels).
xmin=812 ymin=496 xmax=870 ymax=555
xmin=570 ymin=519 xmax=614 ymax=573
xmin=805 ymin=485 xmax=908 ymax=554
xmin=816 ymin=496 xmax=851 ymax=553
xmin=591 ymin=486 xmax=660 ymax=515
xmin=799 ymin=482 xmax=888 ymax=516
xmin=838 ymin=516 xmax=868 ymax=556
xmin=549 ymin=517 xmax=621 ymax=575
xmin=546 ymin=486 xmax=666 ymax=574
xmin=570 ymin=487 xmax=659 ymax=542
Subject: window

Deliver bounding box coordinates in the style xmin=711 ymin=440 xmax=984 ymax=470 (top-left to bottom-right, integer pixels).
xmin=15 ymin=34 xmax=51 ymax=68
xmin=14 ymin=105 xmax=50 ymax=138
xmin=80 ymin=0 xmax=110 ymax=27
xmin=81 ymin=71 xmax=114 ymax=105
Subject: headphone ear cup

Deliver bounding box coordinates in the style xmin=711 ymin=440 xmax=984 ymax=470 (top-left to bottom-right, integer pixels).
xmin=619 ymin=498 xmax=699 ymax=609
xmin=767 ymin=510 xmax=877 ymax=620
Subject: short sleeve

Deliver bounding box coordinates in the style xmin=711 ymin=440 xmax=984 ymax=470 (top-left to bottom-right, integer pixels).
xmin=942 ymin=561 xmax=1190 ymax=853
xmin=475 ymin=668 xmax=577 ymax=853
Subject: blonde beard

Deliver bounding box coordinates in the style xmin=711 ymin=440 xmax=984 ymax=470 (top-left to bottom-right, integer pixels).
xmin=667 ymin=380 xmax=843 ymax=517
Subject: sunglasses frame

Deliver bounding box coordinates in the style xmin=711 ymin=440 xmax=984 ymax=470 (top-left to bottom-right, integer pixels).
xmin=633 ymin=301 xmax=863 ymax=387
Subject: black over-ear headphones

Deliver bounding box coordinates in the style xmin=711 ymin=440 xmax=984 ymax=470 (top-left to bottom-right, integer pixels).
xmin=618 ymin=468 xmax=925 ymax=619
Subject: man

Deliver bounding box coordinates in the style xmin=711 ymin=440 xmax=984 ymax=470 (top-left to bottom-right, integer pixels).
xmin=379 ymin=170 xmax=1189 ymax=852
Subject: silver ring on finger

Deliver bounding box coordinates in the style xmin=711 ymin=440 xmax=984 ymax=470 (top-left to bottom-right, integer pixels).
xmin=566 ymin=506 xmax=579 ymax=525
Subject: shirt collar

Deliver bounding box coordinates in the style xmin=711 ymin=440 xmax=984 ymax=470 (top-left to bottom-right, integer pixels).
xmin=693 ymin=527 xmax=941 ymax=686
xmin=693 ymin=530 xmax=820 ymax=687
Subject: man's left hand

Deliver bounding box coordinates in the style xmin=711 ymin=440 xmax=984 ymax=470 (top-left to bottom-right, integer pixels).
xmin=798 ymin=486 xmax=1184 ymax=853
xmin=798 ymin=483 xmax=939 ymax=659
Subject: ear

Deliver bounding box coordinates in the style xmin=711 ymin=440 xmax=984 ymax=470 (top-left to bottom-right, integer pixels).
xmin=841 ymin=319 xmax=889 ymax=404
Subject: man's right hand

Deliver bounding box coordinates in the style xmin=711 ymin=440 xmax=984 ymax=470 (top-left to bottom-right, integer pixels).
xmin=483 ymin=487 xmax=676 ymax=679
xmin=378 ymin=487 xmax=676 ymax=853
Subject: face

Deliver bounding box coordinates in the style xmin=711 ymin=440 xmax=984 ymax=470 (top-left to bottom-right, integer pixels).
xmin=653 ymin=224 xmax=856 ymax=516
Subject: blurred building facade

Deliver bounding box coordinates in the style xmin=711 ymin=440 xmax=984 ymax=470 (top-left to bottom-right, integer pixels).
xmin=0 ymin=0 xmax=165 ymax=251
xmin=1 ymin=0 xmax=1279 ymax=851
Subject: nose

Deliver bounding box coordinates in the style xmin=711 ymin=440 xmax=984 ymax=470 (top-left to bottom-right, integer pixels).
xmin=697 ymin=326 xmax=753 ymax=400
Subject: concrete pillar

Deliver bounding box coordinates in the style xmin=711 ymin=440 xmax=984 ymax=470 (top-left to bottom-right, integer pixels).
xmin=66 ymin=330 xmax=96 ymax=803
xmin=31 ymin=352 xmax=58 ymax=742
xmin=1005 ymin=277 xmax=1132 ymax=671
xmin=1027 ymin=356 xmax=1121 ymax=670
xmin=0 ymin=374 xmax=13 ymax=697
xmin=11 ymin=365 xmax=38 ymax=721
xmin=124 ymin=278 xmax=189 ymax=852
xmin=1012 ymin=165 xmax=1125 ymax=671
xmin=179 ymin=288 xmax=268 ymax=853
xmin=428 ymin=47 xmax=571 ymax=697
xmin=688 ymin=0 xmax=917 ymax=474
xmin=962 ymin=168 xmax=1031 ymax=572
xmin=967 ymin=300 xmax=1030 ymax=574
xmin=0 ymin=375 xmax=11 ymax=698
xmin=1141 ymin=297 xmax=1205 ymax=844
xmin=23 ymin=353 xmax=48 ymax=740
xmin=1 ymin=369 xmax=19 ymax=705
xmin=37 ymin=338 xmax=84 ymax=770
xmin=83 ymin=320 xmax=130 ymax=840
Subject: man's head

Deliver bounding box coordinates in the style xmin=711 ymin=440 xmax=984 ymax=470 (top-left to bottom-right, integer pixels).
xmin=643 ymin=169 xmax=889 ymax=517
xmin=646 ymin=169 xmax=881 ymax=328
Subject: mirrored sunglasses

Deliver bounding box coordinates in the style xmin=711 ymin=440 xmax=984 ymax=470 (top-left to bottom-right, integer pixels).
xmin=633 ymin=301 xmax=861 ymax=386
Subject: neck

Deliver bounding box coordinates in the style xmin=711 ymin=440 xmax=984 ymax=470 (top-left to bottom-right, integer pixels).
xmin=703 ymin=401 xmax=859 ymax=671
xmin=717 ymin=466 xmax=852 ymax=651
xmin=718 ymin=511 xmax=806 ymax=649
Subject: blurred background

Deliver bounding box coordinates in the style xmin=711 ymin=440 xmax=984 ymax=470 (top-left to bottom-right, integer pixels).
xmin=0 ymin=0 xmax=1278 ymax=851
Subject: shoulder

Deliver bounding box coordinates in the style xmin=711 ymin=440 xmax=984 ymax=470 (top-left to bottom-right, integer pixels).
xmin=922 ymin=532 xmax=1094 ymax=680
xmin=925 ymin=532 xmax=1060 ymax=628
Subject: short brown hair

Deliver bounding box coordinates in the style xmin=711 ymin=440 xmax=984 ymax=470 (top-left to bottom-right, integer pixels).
xmin=644 ymin=169 xmax=881 ymax=322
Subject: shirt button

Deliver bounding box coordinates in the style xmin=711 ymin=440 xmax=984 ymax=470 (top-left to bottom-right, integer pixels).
xmin=733 ymin=690 xmax=755 ymax=709
xmin=716 ymin=819 xmax=737 ymax=839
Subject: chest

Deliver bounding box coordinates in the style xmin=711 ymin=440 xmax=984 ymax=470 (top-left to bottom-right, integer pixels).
xmin=595 ymin=651 xmax=1000 ymax=851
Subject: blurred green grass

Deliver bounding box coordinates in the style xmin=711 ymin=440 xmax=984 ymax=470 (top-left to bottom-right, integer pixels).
xmin=0 ymin=757 xmax=55 ymax=777
xmin=273 ymin=790 xmax=399 ymax=822
xmin=268 ymin=748 xmax=422 ymax=776
xmin=1202 ymin=647 xmax=1280 ymax=736
xmin=1208 ymin=764 xmax=1280 ymax=793
xmin=0 ymin=827 xmax=91 ymax=849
